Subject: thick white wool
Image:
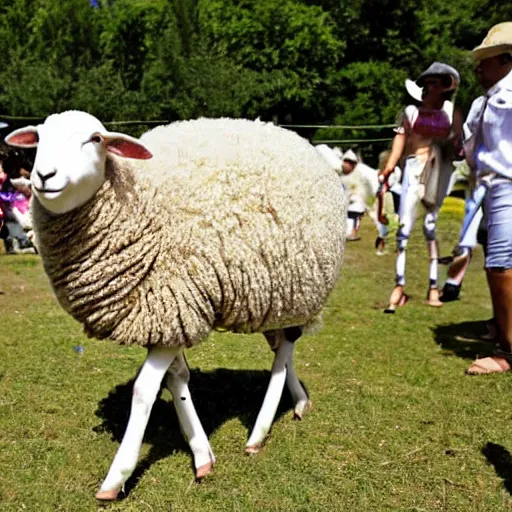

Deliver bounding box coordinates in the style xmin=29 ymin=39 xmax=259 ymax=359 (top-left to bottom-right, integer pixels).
xmin=34 ymin=118 xmax=346 ymax=347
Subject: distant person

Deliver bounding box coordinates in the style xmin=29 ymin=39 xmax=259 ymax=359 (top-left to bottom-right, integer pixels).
xmin=339 ymin=149 xmax=379 ymax=241
xmin=462 ymin=23 xmax=512 ymax=375
xmin=374 ymin=150 xmax=402 ymax=256
xmin=379 ymin=62 xmax=462 ymax=313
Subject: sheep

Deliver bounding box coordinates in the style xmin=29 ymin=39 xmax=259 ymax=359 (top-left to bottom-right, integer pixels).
xmin=6 ymin=110 xmax=346 ymax=500
xmin=315 ymin=143 xmax=342 ymax=174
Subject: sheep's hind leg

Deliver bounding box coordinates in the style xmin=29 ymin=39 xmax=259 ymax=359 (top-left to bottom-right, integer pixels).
xmin=165 ymin=351 xmax=215 ymax=479
xmin=285 ymin=336 xmax=311 ymax=420
xmin=264 ymin=327 xmax=310 ymax=420
xmin=96 ymin=345 xmax=179 ymax=501
xmin=245 ymin=328 xmax=297 ymax=454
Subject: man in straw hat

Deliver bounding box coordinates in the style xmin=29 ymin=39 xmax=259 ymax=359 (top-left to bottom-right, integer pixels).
xmin=462 ymin=22 xmax=512 ymax=374
xmin=339 ymin=149 xmax=379 ymax=241
xmin=379 ymin=62 xmax=462 ymax=313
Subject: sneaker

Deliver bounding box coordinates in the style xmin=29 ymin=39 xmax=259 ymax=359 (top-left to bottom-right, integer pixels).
xmin=4 ymin=237 xmax=17 ymax=254
xmin=440 ymin=283 xmax=461 ymax=302
xmin=17 ymin=237 xmax=36 ymax=254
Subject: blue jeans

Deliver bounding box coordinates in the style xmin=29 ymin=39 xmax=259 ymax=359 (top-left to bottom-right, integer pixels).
xmin=485 ymin=177 xmax=512 ymax=270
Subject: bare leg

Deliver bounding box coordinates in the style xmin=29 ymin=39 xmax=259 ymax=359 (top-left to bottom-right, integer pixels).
xmin=165 ymin=352 xmax=215 ymax=479
xmin=446 ymin=248 xmax=472 ymax=285
xmin=245 ymin=330 xmax=295 ymax=453
xmin=96 ymin=345 xmax=179 ymax=501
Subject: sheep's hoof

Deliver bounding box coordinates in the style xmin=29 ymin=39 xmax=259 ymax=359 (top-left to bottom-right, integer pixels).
xmin=245 ymin=444 xmax=261 ymax=455
xmin=293 ymin=400 xmax=312 ymax=420
xmin=95 ymin=488 xmax=120 ymax=501
xmin=195 ymin=462 xmax=213 ymax=480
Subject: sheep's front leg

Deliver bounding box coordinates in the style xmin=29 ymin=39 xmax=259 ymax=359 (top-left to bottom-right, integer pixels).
xmin=96 ymin=345 xmax=179 ymax=501
xmin=165 ymin=352 xmax=216 ymax=479
xmin=245 ymin=329 xmax=296 ymax=454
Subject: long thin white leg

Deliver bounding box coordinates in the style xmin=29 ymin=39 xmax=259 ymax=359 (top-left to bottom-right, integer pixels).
xmin=165 ymin=352 xmax=215 ymax=479
xmin=286 ymin=350 xmax=310 ymax=420
xmin=246 ymin=332 xmax=294 ymax=453
xmin=264 ymin=328 xmax=309 ymax=419
xmin=96 ymin=345 xmax=179 ymax=501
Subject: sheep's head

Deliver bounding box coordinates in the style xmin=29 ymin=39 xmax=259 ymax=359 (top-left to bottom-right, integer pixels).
xmin=5 ymin=111 xmax=152 ymax=214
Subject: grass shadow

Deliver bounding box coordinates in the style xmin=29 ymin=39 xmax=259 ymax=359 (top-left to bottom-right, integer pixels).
xmin=93 ymin=367 xmax=295 ymax=497
xmin=482 ymin=442 xmax=512 ymax=494
xmin=431 ymin=320 xmax=494 ymax=360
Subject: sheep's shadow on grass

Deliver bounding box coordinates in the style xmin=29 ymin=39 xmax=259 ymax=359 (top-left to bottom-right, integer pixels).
xmin=482 ymin=442 xmax=512 ymax=495
xmin=93 ymin=368 xmax=298 ymax=497
xmin=431 ymin=320 xmax=493 ymax=360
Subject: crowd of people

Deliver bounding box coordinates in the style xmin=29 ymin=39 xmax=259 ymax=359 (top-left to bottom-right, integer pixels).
xmin=336 ymin=22 xmax=512 ymax=375
xmin=0 ymin=142 xmax=37 ymax=255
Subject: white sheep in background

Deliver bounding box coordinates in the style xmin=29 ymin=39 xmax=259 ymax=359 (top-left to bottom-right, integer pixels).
xmin=315 ymin=143 xmax=343 ymax=174
xmin=7 ymin=111 xmax=346 ymax=500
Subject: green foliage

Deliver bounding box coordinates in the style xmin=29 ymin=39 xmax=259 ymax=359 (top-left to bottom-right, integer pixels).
xmin=0 ymin=0 xmax=510 ymax=158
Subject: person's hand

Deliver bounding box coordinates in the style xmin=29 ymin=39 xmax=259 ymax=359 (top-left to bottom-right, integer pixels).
xmin=378 ymin=167 xmax=393 ymax=184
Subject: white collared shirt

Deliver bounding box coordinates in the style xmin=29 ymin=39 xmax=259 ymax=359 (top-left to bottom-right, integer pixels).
xmin=340 ymin=162 xmax=379 ymax=213
xmin=464 ymin=69 xmax=512 ymax=179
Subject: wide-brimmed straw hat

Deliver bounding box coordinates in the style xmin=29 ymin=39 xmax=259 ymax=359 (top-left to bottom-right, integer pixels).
xmin=405 ymin=62 xmax=460 ymax=101
xmin=472 ymin=22 xmax=512 ymax=61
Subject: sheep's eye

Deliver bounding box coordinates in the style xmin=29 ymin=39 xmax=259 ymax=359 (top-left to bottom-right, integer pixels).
xmin=90 ymin=135 xmax=102 ymax=144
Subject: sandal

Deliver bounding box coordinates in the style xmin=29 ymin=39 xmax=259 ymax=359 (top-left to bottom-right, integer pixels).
xmin=384 ymin=285 xmax=409 ymax=314
xmin=425 ymin=288 xmax=443 ymax=307
xmin=466 ymin=346 xmax=512 ymax=375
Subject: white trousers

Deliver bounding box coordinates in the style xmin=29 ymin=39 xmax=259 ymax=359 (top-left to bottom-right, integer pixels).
xmin=395 ymin=156 xmax=440 ymax=287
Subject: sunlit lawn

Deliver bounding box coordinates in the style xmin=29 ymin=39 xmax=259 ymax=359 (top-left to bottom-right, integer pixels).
xmin=1 ymin=197 xmax=511 ymax=511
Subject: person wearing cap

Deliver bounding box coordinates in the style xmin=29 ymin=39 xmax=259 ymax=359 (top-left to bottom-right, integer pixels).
xmin=462 ymin=22 xmax=512 ymax=375
xmin=379 ymin=62 xmax=462 ymax=313
xmin=339 ymin=149 xmax=379 ymax=241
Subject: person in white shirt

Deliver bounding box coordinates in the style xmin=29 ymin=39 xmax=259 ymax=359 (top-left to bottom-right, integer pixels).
xmin=463 ymin=22 xmax=512 ymax=375
xmin=339 ymin=149 xmax=379 ymax=241
xmin=379 ymin=63 xmax=462 ymax=312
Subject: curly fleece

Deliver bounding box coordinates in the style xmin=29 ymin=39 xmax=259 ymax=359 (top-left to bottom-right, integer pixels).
xmin=32 ymin=118 xmax=346 ymax=347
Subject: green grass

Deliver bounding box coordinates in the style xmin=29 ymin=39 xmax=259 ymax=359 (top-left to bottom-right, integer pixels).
xmin=1 ymin=198 xmax=512 ymax=511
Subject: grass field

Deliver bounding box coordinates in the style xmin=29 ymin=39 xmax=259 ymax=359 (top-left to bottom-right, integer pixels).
xmin=1 ymin=198 xmax=512 ymax=511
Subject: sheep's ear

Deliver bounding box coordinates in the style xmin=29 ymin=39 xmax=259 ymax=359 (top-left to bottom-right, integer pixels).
xmin=5 ymin=126 xmax=39 ymax=148
xmin=103 ymin=132 xmax=153 ymax=160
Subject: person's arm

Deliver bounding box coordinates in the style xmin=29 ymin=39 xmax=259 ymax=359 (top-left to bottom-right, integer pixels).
xmin=450 ymin=107 xmax=464 ymax=156
xmin=380 ymin=132 xmax=406 ymax=182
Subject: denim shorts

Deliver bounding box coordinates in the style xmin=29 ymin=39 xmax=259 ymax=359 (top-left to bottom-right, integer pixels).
xmin=485 ymin=177 xmax=512 ymax=269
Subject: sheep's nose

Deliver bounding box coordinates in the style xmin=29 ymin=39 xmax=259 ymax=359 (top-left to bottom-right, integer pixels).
xmin=36 ymin=169 xmax=57 ymax=186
